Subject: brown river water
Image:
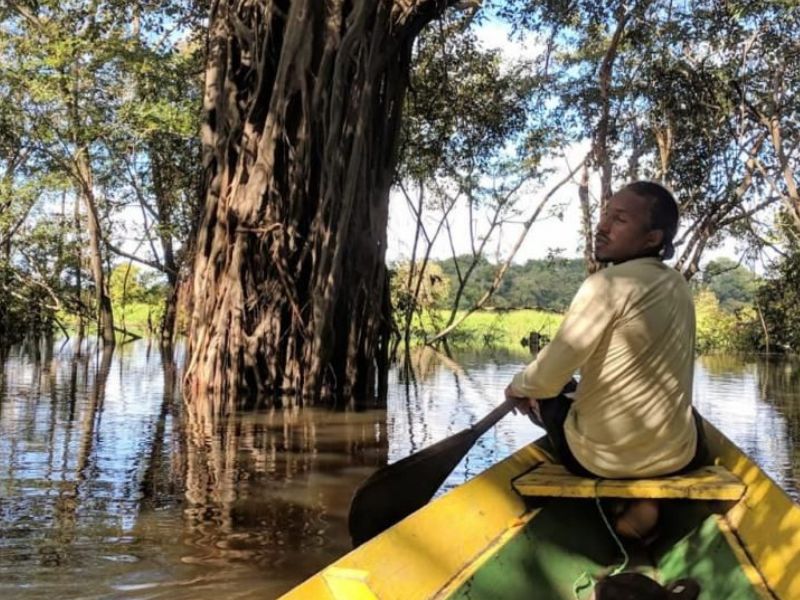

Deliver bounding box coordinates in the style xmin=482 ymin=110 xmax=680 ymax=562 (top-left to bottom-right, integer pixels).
xmin=1 ymin=340 xmax=798 ymax=599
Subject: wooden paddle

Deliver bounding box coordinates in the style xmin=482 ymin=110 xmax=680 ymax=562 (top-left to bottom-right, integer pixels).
xmin=347 ymin=396 xmax=518 ymax=547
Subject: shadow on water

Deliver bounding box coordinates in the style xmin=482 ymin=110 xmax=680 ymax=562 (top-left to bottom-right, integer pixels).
xmin=0 ymin=341 xmax=798 ymax=599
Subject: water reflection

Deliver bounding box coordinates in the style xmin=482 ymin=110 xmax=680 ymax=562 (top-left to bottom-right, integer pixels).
xmin=0 ymin=340 xmax=387 ymax=599
xmin=693 ymin=354 xmax=800 ymax=498
xmin=389 ymin=347 xmax=546 ymax=493
xmin=0 ymin=341 xmax=798 ymax=599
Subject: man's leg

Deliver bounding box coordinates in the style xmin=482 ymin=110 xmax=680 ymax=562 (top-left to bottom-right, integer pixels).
xmin=614 ymin=500 xmax=660 ymax=541
xmin=615 ymin=408 xmax=711 ymax=542
xmin=527 ymin=380 xmax=596 ymax=478
xmin=528 ymin=383 xmax=661 ymax=541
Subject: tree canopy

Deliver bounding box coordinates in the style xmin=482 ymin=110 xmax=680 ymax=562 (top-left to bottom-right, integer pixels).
xmin=701 ymin=257 xmax=759 ymax=312
xmin=0 ymin=0 xmax=203 ymax=346
xmin=1 ymin=0 xmax=798 ymax=391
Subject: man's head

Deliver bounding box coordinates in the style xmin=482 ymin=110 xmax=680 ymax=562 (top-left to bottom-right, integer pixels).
xmin=594 ymin=181 xmax=679 ymax=264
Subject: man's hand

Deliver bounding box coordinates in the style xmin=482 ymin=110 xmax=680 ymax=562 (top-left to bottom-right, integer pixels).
xmin=505 ymin=385 xmax=541 ymax=421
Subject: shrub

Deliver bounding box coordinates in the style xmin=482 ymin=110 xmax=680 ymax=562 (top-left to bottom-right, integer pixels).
xmin=694 ymin=288 xmax=759 ymax=353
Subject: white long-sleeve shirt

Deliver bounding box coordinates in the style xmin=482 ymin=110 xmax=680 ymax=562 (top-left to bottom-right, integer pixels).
xmin=510 ymin=257 xmax=697 ymax=478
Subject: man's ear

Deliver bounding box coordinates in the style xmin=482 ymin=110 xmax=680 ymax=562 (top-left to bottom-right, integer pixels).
xmin=646 ymin=229 xmax=664 ymax=252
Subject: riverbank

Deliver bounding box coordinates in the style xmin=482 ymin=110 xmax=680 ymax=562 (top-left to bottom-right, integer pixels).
xmin=409 ymin=296 xmax=763 ymax=354
xmin=409 ymin=308 xmax=563 ymax=352
xmin=53 ymin=295 xmax=759 ymax=355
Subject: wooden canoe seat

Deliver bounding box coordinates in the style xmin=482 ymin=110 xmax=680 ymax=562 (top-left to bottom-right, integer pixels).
xmin=512 ymin=463 xmax=746 ymax=501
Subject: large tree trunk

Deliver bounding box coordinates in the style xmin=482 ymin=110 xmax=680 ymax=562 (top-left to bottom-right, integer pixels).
xmin=185 ymin=1 xmax=452 ymax=408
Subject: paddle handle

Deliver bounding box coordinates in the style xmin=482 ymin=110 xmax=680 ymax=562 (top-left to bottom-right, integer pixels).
xmin=347 ymin=395 xmax=521 ymax=546
xmin=469 ymin=396 xmax=518 ymax=438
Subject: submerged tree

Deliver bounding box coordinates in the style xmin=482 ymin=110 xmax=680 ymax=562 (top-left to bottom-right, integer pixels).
xmin=185 ymin=1 xmax=471 ymax=407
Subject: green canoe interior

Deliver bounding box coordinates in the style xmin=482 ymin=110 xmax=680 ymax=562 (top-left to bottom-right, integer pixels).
xmin=449 ymin=499 xmax=760 ymax=600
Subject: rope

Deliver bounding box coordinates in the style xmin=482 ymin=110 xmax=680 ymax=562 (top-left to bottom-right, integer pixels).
xmin=571 ymin=480 xmax=630 ymax=600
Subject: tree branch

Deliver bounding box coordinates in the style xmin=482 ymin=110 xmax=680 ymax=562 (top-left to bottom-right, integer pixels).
xmin=105 ymin=240 xmax=170 ymax=275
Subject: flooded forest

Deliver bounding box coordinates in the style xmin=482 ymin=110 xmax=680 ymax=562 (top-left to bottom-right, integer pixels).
xmin=1 ymin=1 xmax=799 ymax=598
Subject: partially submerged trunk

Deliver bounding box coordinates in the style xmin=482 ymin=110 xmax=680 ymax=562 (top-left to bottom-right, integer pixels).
xmin=186 ymin=1 xmax=455 ymax=408
xmin=76 ymin=146 xmax=115 ymax=347
xmin=149 ymin=141 xmax=182 ymax=350
xmin=0 ymin=237 xmax=10 ymax=349
xmin=73 ymin=196 xmax=85 ymax=345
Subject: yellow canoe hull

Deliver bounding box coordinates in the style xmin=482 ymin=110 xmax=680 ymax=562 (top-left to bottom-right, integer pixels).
xmin=281 ymin=419 xmax=800 ymax=599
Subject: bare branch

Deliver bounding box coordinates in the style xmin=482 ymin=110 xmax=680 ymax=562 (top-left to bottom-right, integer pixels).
xmin=105 ymin=240 xmax=170 ymax=274
xmin=427 ymin=157 xmax=582 ymax=345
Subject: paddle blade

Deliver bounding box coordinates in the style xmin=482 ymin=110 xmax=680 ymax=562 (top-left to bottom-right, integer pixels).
xmin=347 ymin=427 xmax=479 ymax=547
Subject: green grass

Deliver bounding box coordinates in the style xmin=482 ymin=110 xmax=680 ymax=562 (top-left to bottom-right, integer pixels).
xmin=115 ymin=301 xmax=160 ymax=337
xmin=410 ymin=308 xmax=563 ymax=351
xmin=58 ymin=301 xmax=161 ymax=340
xmin=55 ymin=295 xmax=754 ymax=356
xmin=57 ymin=302 xmax=562 ymax=351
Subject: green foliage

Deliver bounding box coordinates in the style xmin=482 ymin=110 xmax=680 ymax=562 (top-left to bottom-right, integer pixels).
xmin=412 ymin=260 xmax=765 ymax=354
xmin=0 ymin=193 xmax=73 ymax=345
xmin=116 ymin=301 xmax=163 ymax=338
xmin=394 ymin=254 xmax=577 ymax=348
xmin=756 ymin=248 xmax=800 ymax=353
xmin=694 ymin=288 xmax=760 ymax=354
xmin=436 ymin=255 xmax=585 ymax=312
xmin=701 ymin=258 xmax=758 ymax=312
xmin=108 ymin=263 xmax=167 ymax=305
xmin=393 ymin=12 xmax=565 ymax=339
xmin=0 ymin=1 xmax=203 ymax=345
xmin=490 ymin=0 xmax=800 ymax=272
xmin=499 ymin=257 xmax=586 ymax=311
xmin=0 ymin=270 xmax=61 ymax=346
xmin=57 ymin=299 xmax=161 ymax=339
xmin=390 ymin=261 xmax=450 ymax=313
xmin=2 ymin=0 xmax=796 ymax=357
xmin=399 ymin=16 xmax=547 ymax=183
xmin=411 ymin=308 xmax=562 ymax=350
xmin=106 ymin=263 xmax=169 ymax=337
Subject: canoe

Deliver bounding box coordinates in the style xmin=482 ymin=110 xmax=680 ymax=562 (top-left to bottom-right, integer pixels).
xmin=280 ymin=419 xmax=800 ymax=599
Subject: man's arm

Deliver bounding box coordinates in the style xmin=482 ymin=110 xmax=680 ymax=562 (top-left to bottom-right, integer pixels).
xmin=509 ymin=273 xmax=617 ymax=399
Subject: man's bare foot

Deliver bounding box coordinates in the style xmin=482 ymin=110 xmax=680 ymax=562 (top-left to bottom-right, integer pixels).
xmin=614 ymin=499 xmax=659 ymax=540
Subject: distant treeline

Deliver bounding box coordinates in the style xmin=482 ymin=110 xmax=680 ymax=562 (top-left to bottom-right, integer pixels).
xmin=422 ymin=255 xmax=759 ymax=314
xmin=390 ymin=255 xmax=790 ymax=354
xmin=432 ymin=255 xmax=587 ymax=312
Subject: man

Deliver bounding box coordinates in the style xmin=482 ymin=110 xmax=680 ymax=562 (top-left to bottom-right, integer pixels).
xmin=505 ymin=181 xmax=706 ymax=539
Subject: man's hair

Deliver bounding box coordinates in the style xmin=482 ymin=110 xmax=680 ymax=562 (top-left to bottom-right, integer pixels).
xmin=622 ymin=181 xmax=679 ymax=260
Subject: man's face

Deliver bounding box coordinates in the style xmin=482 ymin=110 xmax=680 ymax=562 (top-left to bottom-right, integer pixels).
xmin=594 ymin=190 xmax=663 ymax=264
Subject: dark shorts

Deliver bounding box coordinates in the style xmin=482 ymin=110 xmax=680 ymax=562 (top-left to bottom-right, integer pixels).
xmin=530 ymin=381 xmax=711 ymax=478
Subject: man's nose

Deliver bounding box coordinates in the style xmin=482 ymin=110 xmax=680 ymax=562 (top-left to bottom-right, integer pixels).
xmin=597 ymin=216 xmax=609 ymax=234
